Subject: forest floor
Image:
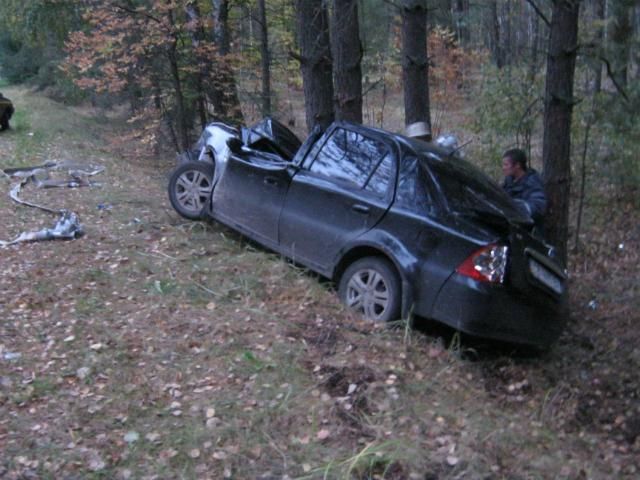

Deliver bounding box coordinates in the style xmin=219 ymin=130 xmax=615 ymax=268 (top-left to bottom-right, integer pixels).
xmin=1 ymin=86 xmax=639 ymax=480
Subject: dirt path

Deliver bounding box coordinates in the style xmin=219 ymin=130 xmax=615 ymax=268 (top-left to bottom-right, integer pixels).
xmin=1 ymin=87 xmax=638 ymax=479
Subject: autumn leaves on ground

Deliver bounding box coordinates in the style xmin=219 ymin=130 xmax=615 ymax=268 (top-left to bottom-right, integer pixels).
xmin=1 ymin=86 xmax=639 ymax=480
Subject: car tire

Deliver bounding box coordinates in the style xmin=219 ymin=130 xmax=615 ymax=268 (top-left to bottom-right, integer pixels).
xmin=339 ymin=257 xmax=401 ymax=323
xmin=168 ymin=161 xmax=215 ymax=220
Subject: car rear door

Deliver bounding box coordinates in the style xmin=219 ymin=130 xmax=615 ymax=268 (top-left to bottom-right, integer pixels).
xmin=278 ymin=125 xmax=396 ymax=274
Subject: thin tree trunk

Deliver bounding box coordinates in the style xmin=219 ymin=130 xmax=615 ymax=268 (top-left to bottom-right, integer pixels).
xmin=211 ymin=0 xmax=243 ymax=122
xmin=503 ymin=0 xmax=512 ymax=66
xmin=256 ymin=0 xmax=271 ymax=116
xmin=295 ymin=0 xmax=334 ymax=131
xmin=331 ymin=0 xmax=363 ymax=123
xmin=542 ymin=0 xmax=581 ymax=265
xmin=528 ymin=5 xmax=540 ymax=80
xmin=592 ymin=0 xmax=605 ymax=92
xmin=611 ymin=0 xmax=632 ymax=89
xmin=489 ymin=0 xmax=504 ymax=68
xmin=401 ymin=0 xmax=431 ymax=131
xmin=453 ymin=0 xmax=470 ymax=45
xmin=185 ymin=1 xmax=208 ymax=129
xmin=166 ymin=7 xmax=190 ymax=150
xmin=574 ymin=111 xmax=593 ymax=252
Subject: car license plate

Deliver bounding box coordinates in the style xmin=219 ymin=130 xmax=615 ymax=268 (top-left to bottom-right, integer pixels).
xmin=528 ymin=258 xmax=564 ymax=295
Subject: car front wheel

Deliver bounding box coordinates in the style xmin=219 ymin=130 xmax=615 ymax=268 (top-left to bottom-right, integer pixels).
xmin=339 ymin=257 xmax=401 ymax=323
xmin=168 ymin=161 xmax=214 ymax=220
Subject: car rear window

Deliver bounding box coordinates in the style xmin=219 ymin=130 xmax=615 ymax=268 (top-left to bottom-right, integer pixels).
xmin=425 ymin=156 xmax=525 ymax=219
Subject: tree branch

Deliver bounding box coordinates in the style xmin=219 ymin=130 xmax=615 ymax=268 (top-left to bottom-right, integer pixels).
xmin=525 ymin=0 xmax=550 ymax=27
xmin=599 ymin=56 xmax=630 ymax=102
xmin=113 ymin=3 xmax=162 ymax=24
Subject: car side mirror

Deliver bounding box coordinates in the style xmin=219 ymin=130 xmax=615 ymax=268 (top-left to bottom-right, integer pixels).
xmin=227 ymin=137 xmax=243 ymax=154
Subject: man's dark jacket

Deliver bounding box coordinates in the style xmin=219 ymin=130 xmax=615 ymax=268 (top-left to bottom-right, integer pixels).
xmin=502 ymin=169 xmax=547 ymax=224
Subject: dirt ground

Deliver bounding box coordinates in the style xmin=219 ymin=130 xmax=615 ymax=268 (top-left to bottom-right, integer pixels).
xmin=1 ymin=86 xmax=639 ymax=479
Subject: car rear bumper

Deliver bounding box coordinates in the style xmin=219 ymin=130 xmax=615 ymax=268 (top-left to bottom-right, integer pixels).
xmin=428 ymin=273 xmax=567 ymax=348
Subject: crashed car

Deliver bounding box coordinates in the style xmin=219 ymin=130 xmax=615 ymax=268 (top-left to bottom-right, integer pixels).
xmin=168 ymin=117 xmax=567 ymax=348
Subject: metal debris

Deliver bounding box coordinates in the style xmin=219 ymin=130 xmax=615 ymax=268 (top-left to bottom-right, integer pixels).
xmin=1 ymin=161 xmax=104 ymax=247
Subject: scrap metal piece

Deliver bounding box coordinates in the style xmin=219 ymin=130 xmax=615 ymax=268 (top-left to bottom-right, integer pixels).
xmin=0 ymin=211 xmax=84 ymax=247
xmin=1 ymin=161 xmax=103 ymax=247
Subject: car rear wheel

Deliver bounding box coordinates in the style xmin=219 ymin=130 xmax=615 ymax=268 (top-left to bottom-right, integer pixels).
xmin=339 ymin=257 xmax=401 ymax=323
xmin=168 ymin=161 xmax=214 ymax=220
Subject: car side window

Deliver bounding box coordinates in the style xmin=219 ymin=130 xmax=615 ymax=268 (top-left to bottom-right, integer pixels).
xmin=308 ymin=128 xmax=389 ymax=192
xmin=395 ymin=155 xmax=434 ymax=215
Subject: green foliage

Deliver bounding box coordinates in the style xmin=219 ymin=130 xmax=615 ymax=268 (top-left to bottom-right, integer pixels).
xmin=467 ymin=64 xmax=544 ymax=174
xmin=0 ymin=35 xmax=41 ymax=83
xmin=0 ymin=0 xmax=82 ymax=95
xmin=594 ymin=91 xmax=640 ymax=188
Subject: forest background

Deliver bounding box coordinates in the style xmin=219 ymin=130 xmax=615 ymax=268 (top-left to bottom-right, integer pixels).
xmin=2 ymin=0 xmax=639 ymax=259
xmin=1 ymin=1 xmax=639 ymax=478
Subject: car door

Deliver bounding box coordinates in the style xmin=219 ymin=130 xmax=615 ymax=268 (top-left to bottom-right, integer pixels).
xmin=278 ymin=126 xmax=396 ymax=274
xmin=211 ymin=150 xmax=291 ymax=248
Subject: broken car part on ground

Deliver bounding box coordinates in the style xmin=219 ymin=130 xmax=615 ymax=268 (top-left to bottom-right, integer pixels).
xmin=1 ymin=161 xmax=104 ymax=247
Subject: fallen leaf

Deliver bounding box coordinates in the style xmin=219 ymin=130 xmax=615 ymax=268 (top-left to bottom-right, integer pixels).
xmin=124 ymin=431 xmax=139 ymax=443
xmin=446 ymin=456 xmax=459 ymax=466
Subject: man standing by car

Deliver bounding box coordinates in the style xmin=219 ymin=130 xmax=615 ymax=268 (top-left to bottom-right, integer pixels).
xmin=502 ymin=148 xmax=546 ymax=229
xmin=0 ymin=92 xmax=14 ymax=131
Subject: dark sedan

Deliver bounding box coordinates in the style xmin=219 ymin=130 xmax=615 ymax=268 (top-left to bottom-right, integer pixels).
xmin=168 ymin=118 xmax=567 ymax=348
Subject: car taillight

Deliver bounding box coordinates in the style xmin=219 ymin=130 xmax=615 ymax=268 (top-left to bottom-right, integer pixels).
xmin=456 ymin=244 xmax=508 ymax=284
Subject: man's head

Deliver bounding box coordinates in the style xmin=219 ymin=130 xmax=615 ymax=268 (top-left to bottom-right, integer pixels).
xmin=502 ymin=148 xmax=527 ymax=179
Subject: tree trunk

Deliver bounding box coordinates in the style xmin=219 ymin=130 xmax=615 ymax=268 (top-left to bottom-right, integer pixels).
xmin=453 ymin=0 xmax=470 ymax=45
xmin=211 ymin=0 xmax=243 ymax=122
xmin=592 ymin=0 xmax=605 ymax=92
xmin=401 ymin=0 xmax=432 ymax=131
xmin=256 ymin=0 xmax=271 ymax=116
xmin=295 ymin=0 xmax=334 ymax=131
xmin=528 ymin=6 xmax=540 ymax=80
xmin=331 ymin=0 xmax=363 ymax=123
xmin=610 ymin=0 xmax=632 ymax=89
xmin=489 ymin=0 xmax=504 ymax=68
xmin=185 ymin=1 xmax=208 ymax=129
xmin=166 ymin=7 xmax=190 ymax=151
xmin=542 ymin=0 xmax=581 ymax=265
xmin=212 ymin=0 xmax=231 ymax=55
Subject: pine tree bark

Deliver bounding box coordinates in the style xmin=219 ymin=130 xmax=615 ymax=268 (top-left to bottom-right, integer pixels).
xmin=401 ymin=0 xmax=432 ymax=131
xmin=542 ymin=0 xmax=581 ymax=265
xmin=295 ymin=0 xmax=334 ymax=131
xmin=331 ymin=0 xmax=363 ymax=123
xmin=256 ymin=0 xmax=271 ymax=116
